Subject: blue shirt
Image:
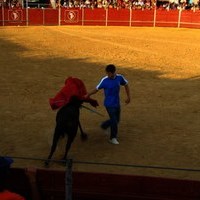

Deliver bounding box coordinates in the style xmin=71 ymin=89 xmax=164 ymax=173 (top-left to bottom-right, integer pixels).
xmin=96 ymin=74 xmax=128 ymax=107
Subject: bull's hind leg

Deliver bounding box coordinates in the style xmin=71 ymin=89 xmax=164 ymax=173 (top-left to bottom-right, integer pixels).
xmin=79 ymin=121 xmax=88 ymax=141
xmin=62 ymin=133 xmax=77 ymax=161
xmin=45 ymin=126 xmax=64 ymax=167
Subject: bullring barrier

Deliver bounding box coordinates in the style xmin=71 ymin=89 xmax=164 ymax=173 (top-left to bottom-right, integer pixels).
xmin=0 ymin=7 xmax=200 ymax=28
xmin=3 ymin=156 xmax=200 ymax=200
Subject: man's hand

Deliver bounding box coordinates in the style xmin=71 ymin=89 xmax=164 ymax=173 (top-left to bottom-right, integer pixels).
xmin=84 ymin=94 xmax=89 ymax=99
xmin=125 ymin=97 xmax=130 ymax=104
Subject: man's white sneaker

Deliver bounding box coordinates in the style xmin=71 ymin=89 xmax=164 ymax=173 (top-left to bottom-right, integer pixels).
xmin=109 ymin=138 xmax=119 ymax=145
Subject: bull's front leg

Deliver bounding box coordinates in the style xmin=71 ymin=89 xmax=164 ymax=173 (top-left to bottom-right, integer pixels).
xmin=45 ymin=126 xmax=61 ymax=167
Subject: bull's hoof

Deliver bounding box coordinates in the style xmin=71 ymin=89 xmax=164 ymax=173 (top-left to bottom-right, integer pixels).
xmin=81 ymin=133 xmax=88 ymax=141
xmin=44 ymin=160 xmax=50 ymax=168
xmin=60 ymin=158 xmax=68 ymax=166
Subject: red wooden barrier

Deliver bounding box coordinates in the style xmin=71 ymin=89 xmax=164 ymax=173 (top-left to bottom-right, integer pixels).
xmin=61 ymin=8 xmax=82 ymax=25
xmin=132 ymin=9 xmax=154 ymax=26
xmin=28 ymin=9 xmax=44 ymax=25
xmin=180 ymin=10 xmax=200 ymax=29
xmin=2 ymin=8 xmax=26 ymax=26
xmin=44 ymin=8 xmax=58 ymax=25
xmin=107 ymin=8 xmax=130 ymax=26
xmin=0 ymin=7 xmax=200 ymax=28
xmin=28 ymin=8 xmax=58 ymax=25
xmin=5 ymin=167 xmax=200 ymax=200
xmin=0 ymin=9 xmax=2 ymax=26
xmin=156 ymin=10 xmax=179 ymax=27
xmin=83 ymin=8 xmax=106 ymax=26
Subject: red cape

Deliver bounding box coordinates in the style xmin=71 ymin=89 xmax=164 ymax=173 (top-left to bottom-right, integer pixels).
xmin=49 ymin=77 xmax=98 ymax=110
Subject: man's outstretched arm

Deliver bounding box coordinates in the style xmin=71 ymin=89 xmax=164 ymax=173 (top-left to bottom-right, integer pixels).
xmin=124 ymin=84 xmax=130 ymax=104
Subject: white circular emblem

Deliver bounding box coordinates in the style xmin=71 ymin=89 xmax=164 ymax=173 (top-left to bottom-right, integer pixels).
xmin=67 ymin=11 xmax=76 ymax=21
xmin=11 ymin=11 xmax=20 ymax=21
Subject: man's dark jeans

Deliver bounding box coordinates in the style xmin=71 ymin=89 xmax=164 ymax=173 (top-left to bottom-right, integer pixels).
xmin=101 ymin=107 xmax=120 ymax=139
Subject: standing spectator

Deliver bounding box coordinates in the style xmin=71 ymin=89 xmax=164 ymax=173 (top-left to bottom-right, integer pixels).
xmin=85 ymin=64 xmax=130 ymax=145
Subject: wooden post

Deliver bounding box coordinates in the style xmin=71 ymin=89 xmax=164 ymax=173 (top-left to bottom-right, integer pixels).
xmin=65 ymin=159 xmax=73 ymax=200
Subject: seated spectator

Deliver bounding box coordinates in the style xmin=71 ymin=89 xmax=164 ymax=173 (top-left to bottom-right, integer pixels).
xmin=0 ymin=156 xmax=25 ymax=200
xmin=85 ymin=0 xmax=91 ymax=7
xmin=0 ymin=156 xmax=40 ymax=200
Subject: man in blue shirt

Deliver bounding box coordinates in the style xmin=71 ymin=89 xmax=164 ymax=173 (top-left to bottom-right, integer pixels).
xmin=85 ymin=64 xmax=130 ymax=144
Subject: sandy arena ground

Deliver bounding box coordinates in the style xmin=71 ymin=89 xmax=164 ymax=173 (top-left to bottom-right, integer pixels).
xmin=0 ymin=26 xmax=200 ymax=180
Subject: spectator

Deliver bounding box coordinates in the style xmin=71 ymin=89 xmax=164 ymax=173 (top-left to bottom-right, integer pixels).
xmin=0 ymin=156 xmax=25 ymax=200
xmin=0 ymin=156 xmax=40 ymax=200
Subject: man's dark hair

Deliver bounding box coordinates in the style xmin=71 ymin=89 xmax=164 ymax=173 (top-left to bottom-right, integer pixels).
xmin=105 ymin=64 xmax=116 ymax=73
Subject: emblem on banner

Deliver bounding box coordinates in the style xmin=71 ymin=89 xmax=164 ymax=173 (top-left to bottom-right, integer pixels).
xmin=64 ymin=10 xmax=79 ymax=23
xmin=8 ymin=10 xmax=22 ymax=22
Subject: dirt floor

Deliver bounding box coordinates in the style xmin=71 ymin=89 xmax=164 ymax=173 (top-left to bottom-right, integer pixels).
xmin=0 ymin=26 xmax=200 ymax=180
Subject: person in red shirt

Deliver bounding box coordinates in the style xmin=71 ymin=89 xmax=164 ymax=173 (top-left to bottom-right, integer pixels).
xmin=0 ymin=190 xmax=25 ymax=200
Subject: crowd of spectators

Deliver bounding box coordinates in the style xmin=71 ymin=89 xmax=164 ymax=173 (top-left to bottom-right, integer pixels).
xmin=60 ymin=0 xmax=153 ymax=9
xmin=156 ymin=0 xmax=200 ymax=10
xmin=0 ymin=0 xmax=200 ymax=10
xmin=57 ymin=0 xmax=200 ymax=10
xmin=0 ymin=0 xmax=22 ymax=8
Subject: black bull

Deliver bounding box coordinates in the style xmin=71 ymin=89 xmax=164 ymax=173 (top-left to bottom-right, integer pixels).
xmin=45 ymin=97 xmax=88 ymax=166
